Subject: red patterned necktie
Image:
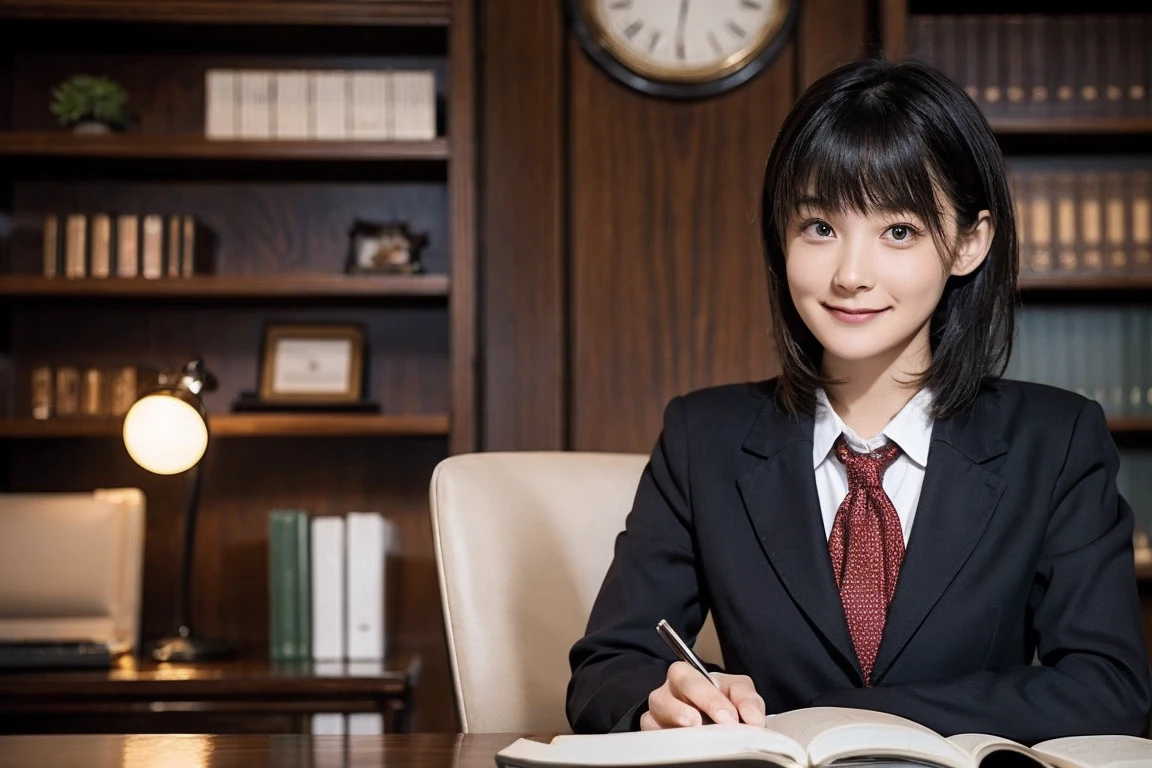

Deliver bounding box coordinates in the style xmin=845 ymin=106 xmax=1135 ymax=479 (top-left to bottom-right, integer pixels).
xmin=828 ymin=435 xmax=905 ymax=686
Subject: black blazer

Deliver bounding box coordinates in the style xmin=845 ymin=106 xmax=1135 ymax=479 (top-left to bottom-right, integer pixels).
xmin=566 ymin=379 xmax=1152 ymax=743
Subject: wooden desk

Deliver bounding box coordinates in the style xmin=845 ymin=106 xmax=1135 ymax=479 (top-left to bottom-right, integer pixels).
xmin=0 ymin=656 xmax=421 ymax=735
xmin=0 ymin=733 xmax=518 ymax=768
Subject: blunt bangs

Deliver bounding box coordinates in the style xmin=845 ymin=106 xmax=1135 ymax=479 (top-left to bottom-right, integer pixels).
xmin=760 ymin=58 xmax=1018 ymax=421
xmin=770 ymin=95 xmax=950 ymax=253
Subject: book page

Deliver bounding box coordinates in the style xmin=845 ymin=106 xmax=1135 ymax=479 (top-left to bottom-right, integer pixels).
xmin=947 ymin=734 xmax=1047 ymax=767
xmin=764 ymin=708 xmax=972 ymax=768
xmin=1032 ymin=735 xmax=1152 ymax=768
xmin=495 ymin=725 xmax=807 ymax=768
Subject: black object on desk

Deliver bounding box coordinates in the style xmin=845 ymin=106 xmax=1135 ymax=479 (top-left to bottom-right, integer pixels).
xmin=0 ymin=641 xmax=113 ymax=671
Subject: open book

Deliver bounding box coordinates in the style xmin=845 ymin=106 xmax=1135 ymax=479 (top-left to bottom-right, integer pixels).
xmin=495 ymin=707 xmax=1152 ymax=768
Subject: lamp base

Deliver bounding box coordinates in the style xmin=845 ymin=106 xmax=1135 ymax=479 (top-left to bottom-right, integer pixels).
xmin=149 ymin=632 xmax=234 ymax=663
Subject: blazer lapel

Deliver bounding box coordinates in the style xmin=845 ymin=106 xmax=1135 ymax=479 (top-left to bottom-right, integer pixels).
xmin=871 ymin=390 xmax=1009 ymax=684
xmin=737 ymin=398 xmax=861 ymax=679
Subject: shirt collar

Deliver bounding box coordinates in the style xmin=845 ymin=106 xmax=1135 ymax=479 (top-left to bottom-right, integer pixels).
xmin=812 ymin=387 xmax=934 ymax=469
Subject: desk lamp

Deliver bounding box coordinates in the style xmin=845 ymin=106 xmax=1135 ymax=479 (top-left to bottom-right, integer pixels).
xmin=122 ymin=358 xmax=233 ymax=662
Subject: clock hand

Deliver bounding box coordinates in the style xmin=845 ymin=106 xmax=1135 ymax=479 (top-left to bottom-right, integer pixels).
xmin=675 ymin=0 xmax=689 ymax=60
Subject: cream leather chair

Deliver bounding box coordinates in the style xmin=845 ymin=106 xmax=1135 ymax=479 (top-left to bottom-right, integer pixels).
xmin=429 ymin=451 xmax=721 ymax=734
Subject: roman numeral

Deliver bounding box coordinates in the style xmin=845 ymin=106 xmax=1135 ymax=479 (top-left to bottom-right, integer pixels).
xmin=740 ymin=0 xmax=763 ymax=9
xmin=726 ymin=20 xmax=747 ymax=38
xmin=647 ymin=29 xmax=661 ymax=53
xmin=624 ymin=19 xmax=644 ymax=39
xmin=707 ymin=31 xmax=723 ymax=55
xmin=608 ymin=0 xmax=632 ymax=10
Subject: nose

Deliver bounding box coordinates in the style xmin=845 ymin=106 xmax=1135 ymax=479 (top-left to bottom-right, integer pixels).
xmin=831 ymin=237 xmax=875 ymax=293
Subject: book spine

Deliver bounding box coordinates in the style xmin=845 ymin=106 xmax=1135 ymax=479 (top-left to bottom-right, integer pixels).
xmin=346 ymin=511 xmax=384 ymax=660
xmin=310 ymin=516 xmax=346 ymax=660
xmin=295 ymin=510 xmax=312 ymax=662
xmin=42 ymin=214 xmax=60 ymax=277
xmin=205 ymin=69 xmax=237 ymax=139
xmin=268 ymin=509 xmax=298 ymax=661
xmin=116 ymin=214 xmax=140 ymax=278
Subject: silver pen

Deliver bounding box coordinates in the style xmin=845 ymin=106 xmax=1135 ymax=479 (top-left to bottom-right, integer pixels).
xmin=656 ymin=619 xmax=722 ymax=690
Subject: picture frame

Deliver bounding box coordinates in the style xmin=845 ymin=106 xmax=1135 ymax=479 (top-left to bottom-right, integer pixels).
xmin=345 ymin=219 xmax=428 ymax=275
xmin=258 ymin=323 xmax=365 ymax=404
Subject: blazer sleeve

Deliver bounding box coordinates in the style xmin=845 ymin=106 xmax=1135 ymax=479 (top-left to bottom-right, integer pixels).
xmin=566 ymin=395 xmax=715 ymax=734
xmin=810 ymin=399 xmax=1152 ymax=744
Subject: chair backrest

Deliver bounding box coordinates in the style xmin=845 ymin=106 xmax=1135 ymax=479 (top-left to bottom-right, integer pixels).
xmin=429 ymin=451 xmax=720 ymax=734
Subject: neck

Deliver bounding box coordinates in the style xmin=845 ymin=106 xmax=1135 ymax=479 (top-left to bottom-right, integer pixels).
xmin=821 ymin=330 xmax=930 ymax=439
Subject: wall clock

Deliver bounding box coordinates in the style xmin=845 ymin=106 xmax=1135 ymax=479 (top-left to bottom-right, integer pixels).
xmin=566 ymin=0 xmax=801 ymax=99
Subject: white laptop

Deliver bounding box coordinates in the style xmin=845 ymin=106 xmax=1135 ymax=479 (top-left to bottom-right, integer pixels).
xmin=0 ymin=488 xmax=145 ymax=654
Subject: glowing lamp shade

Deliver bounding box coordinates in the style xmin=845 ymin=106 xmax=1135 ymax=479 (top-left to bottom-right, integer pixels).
xmin=123 ymin=394 xmax=208 ymax=475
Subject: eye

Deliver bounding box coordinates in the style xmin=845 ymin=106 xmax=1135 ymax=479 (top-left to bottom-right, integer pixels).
xmin=885 ymin=223 xmax=920 ymax=243
xmin=802 ymin=220 xmax=834 ymax=238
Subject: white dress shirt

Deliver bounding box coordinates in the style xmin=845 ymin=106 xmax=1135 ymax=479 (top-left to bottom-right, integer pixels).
xmin=812 ymin=387 xmax=935 ymax=545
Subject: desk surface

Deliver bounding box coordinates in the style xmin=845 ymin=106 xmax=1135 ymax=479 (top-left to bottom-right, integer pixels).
xmin=0 ymin=733 xmax=524 ymax=768
xmin=0 ymin=657 xmax=422 ymax=735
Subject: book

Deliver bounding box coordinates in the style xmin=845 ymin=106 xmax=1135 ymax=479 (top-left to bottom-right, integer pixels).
xmin=495 ymin=707 xmax=1152 ymax=768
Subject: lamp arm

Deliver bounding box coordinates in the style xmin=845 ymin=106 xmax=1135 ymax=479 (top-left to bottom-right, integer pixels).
xmin=174 ymin=460 xmax=203 ymax=638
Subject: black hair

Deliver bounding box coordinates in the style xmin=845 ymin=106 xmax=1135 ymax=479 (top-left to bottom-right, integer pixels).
xmin=760 ymin=57 xmax=1017 ymax=419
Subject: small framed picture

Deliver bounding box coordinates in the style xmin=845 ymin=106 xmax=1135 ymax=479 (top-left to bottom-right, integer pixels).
xmin=345 ymin=219 xmax=428 ymax=275
xmin=259 ymin=324 xmax=365 ymax=404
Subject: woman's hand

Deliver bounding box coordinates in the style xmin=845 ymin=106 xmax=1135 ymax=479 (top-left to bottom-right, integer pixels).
xmin=640 ymin=662 xmax=766 ymax=730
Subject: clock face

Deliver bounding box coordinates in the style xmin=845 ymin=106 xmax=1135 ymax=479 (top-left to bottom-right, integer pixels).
xmin=584 ymin=0 xmax=792 ymax=85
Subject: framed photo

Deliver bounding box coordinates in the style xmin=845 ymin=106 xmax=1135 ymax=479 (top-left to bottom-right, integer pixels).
xmin=259 ymin=324 xmax=365 ymax=404
xmin=345 ymin=219 xmax=428 ymax=275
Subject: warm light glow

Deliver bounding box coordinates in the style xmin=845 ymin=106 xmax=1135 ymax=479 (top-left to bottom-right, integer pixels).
xmin=122 ymin=394 xmax=208 ymax=475
xmin=122 ymin=734 xmax=212 ymax=768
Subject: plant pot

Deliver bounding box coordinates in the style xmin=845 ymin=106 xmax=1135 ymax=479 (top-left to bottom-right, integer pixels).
xmin=70 ymin=120 xmax=113 ymax=135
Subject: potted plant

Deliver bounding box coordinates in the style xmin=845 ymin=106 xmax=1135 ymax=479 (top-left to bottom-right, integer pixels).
xmin=49 ymin=75 xmax=130 ymax=134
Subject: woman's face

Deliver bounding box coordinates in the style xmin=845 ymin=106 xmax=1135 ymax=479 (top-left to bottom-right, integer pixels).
xmin=784 ymin=203 xmax=986 ymax=377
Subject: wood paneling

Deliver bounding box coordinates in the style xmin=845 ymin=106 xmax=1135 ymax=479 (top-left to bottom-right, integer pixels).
xmin=798 ymin=0 xmax=870 ymax=88
xmin=878 ymin=0 xmax=909 ymax=59
xmin=447 ymin=0 xmax=476 ymax=456
xmin=480 ymin=0 xmax=565 ymax=451
xmin=568 ymin=44 xmax=792 ymax=453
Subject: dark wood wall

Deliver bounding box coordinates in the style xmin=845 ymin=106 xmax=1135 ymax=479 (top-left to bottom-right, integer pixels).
xmin=481 ymin=0 xmax=871 ymax=455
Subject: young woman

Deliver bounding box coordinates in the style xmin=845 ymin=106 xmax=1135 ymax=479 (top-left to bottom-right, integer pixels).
xmin=565 ymin=58 xmax=1152 ymax=744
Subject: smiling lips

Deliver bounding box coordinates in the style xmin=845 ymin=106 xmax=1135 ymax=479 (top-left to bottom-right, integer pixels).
xmin=824 ymin=304 xmax=890 ymax=324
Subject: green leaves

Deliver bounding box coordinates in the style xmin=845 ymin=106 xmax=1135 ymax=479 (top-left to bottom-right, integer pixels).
xmin=49 ymin=75 xmax=129 ymax=129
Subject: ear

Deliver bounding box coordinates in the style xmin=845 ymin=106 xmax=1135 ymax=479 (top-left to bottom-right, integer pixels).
xmin=950 ymin=209 xmax=994 ymax=277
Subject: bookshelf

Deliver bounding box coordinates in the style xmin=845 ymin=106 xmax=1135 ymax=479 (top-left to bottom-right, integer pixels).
xmin=0 ymin=132 xmax=452 ymax=161
xmin=887 ymin=2 xmax=1152 ymax=582
xmin=0 ymin=274 xmax=451 ymax=299
xmin=0 ymin=413 xmax=451 ymax=438
xmin=987 ymin=118 xmax=1152 ymax=135
xmin=0 ymin=0 xmax=452 ymax=26
xmin=0 ymin=0 xmax=474 ymax=732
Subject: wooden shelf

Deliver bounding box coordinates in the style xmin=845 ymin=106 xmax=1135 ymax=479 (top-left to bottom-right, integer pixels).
xmin=0 ymin=0 xmax=450 ymax=26
xmin=989 ymin=117 xmax=1152 ymax=135
xmin=0 ymin=413 xmax=450 ymax=438
xmin=1104 ymin=418 xmax=1152 ymax=434
xmin=0 ymin=274 xmax=450 ymax=300
xmin=1018 ymin=275 xmax=1152 ymax=291
xmin=0 ymin=133 xmax=449 ymax=161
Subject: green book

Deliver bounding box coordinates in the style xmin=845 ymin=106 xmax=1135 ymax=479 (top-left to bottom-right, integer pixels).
xmin=268 ymin=510 xmax=299 ymax=661
xmin=294 ymin=510 xmax=312 ymax=661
